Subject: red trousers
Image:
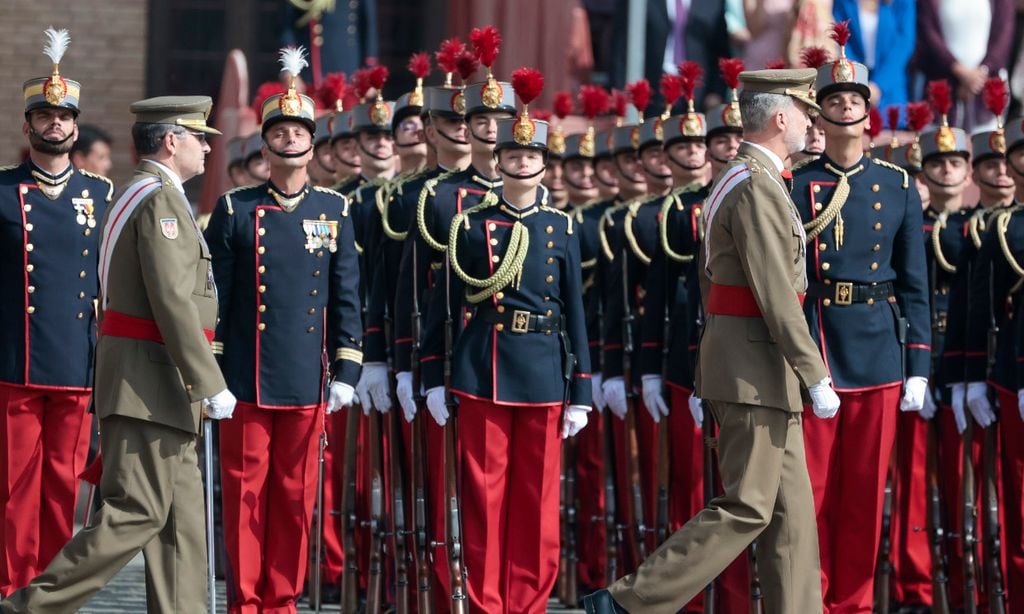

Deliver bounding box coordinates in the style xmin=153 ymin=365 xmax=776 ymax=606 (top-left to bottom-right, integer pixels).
xmin=891 ymin=409 xmax=932 ymax=606
xmin=996 ymin=389 xmax=1024 ymax=613
xmin=575 ymin=403 xmax=607 ymax=589
xmin=0 ymin=383 xmax=92 ymax=595
xmin=804 ymin=385 xmax=901 ymax=614
xmin=219 ymin=402 xmax=323 ymax=614
xmin=456 ymin=395 xmax=562 ymax=614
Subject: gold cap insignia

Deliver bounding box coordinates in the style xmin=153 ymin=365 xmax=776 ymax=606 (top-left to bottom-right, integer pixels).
xmin=991 ymin=130 xmax=1007 ymax=154
xmin=630 ymin=126 xmax=640 ymax=150
xmin=483 ymin=78 xmax=503 ymax=109
xmin=513 ymin=116 xmax=536 ymax=146
xmin=936 ymin=126 xmax=955 ymax=153
xmin=580 ymin=128 xmax=595 ymax=158
xmin=371 ymin=100 xmax=391 ymax=127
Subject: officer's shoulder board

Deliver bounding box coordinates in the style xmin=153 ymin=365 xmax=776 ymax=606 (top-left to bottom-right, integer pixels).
xmin=541 ymin=205 xmax=574 ymax=235
xmin=871 ymin=158 xmax=910 ymax=190
xmin=790 ymin=157 xmax=816 ymax=173
xmin=218 ymin=184 xmax=259 ymax=216
xmin=314 ymin=185 xmax=351 ymax=217
xmin=77 ymin=169 xmax=115 ymax=202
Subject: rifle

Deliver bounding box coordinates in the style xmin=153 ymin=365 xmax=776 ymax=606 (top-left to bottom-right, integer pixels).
xmin=654 ymin=259 xmax=673 ymax=547
xmin=982 ymin=262 xmax=1007 ymax=613
xmin=747 ymin=540 xmax=763 ymax=614
xmin=409 ymin=240 xmax=434 ymax=613
xmin=620 ymin=245 xmax=648 ymax=566
xmin=558 ymin=436 xmax=580 ymax=606
xmin=443 ymin=244 xmax=469 ymax=613
xmin=960 ymin=258 xmax=979 ymax=614
xmin=339 ymin=391 xmax=362 ymax=613
xmin=702 ymin=403 xmax=718 ymax=613
xmin=593 ymin=296 xmax=621 ymax=584
xmin=311 ymin=426 xmax=328 ymax=613
xmin=364 ymin=407 xmax=385 ymax=614
xmin=385 ymin=315 xmax=411 ymax=613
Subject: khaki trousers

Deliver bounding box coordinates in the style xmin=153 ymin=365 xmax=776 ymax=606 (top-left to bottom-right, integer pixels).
xmin=1 ymin=415 xmax=207 ymax=614
xmin=609 ymin=402 xmax=822 ymax=614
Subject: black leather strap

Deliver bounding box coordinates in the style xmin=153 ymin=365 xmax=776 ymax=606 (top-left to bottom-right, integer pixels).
xmin=475 ymin=307 xmax=562 ymax=333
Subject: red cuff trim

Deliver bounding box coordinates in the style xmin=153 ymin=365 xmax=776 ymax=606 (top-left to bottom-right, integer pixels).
xmin=906 ymin=344 xmax=931 ymax=351
xmin=421 ymin=355 xmax=442 ymax=363
xmin=365 ymin=327 xmax=383 ymax=334
xmin=965 ymin=351 xmax=987 ymax=357
xmin=395 ymin=337 xmax=413 ymax=344
xmin=576 ymin=373 xmax=592 ymax=379
xmin=640 ymin=342 xmax=659 ymax=348
xmin=603 ymin=344 xmax=623 ymax=350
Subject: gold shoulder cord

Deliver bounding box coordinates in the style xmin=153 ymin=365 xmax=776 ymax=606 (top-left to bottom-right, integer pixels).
xmin=996 ymin=207 xmax=1024 ymax=293
xmin=448 ymin=194 xmax=528 ymax=303
xmin=416 ymin=169 xmax=459 ymax=251
xmin=931 ymin=211 xmax=956 ymax=273
xmin=377 ymin=183 xmax=408 ymax=241
xmin=659 ymin=192 xmax=691 ymax=263
xmin=872 ymin=158 xmax=910 ymax=190
xmin=78 ymin=169 xmax=115 ymax=201
xmin=598 ymin=206 xmax=619 ymax=262
xmin=969 ymin=209 xmax=987 ymax=249
xmin=803 ymin=163 xmax=864 ymax=246
xmin=624 ymin=199 xmax=652 ymax=265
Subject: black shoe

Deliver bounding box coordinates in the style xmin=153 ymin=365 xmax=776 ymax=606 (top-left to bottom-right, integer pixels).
xmin=320 ymin=582 xmax=341 ymax=604
xmin=581 ymin=589 xmax=629 ymax=613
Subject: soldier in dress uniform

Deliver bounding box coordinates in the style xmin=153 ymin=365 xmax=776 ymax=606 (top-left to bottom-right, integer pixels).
xmin=593 ymin=121 xmax=621 ymax=203
xmin=584 ymin=68 xmax=838 ymax=614
xmin=227 ymin=135 xmax=256 ymax=187
xmin=308 ymin=115 xmax=339 ymax=187
xmin=0 ymin=27 xmax=113 ymax=596
xmin=330 ymin=108 xmax=363 ymax=194
xmin=3 ymin=94 xmax=230 ymax=613
xmin=890 ymin=102 xmax=935 ymax=211
xmin=243 ymin=131 xmax=272 ymax=184
xmin=205 ymin=47 xmax=362 ymax=614
xmin=790 ymin=28 xmax=930 ymax=613
xmin=420 ymin=68 xmax=593 ymax=613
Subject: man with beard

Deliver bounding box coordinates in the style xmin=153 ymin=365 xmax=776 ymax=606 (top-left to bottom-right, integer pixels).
xmin=791 ymin=28 xmax=929 ymax=613
xmin=0 ymin=27 xmax=114 ymax=597
xmin=205 ymin=48 xmax=362 ymax=613
xmin=584 ymin=67 xmax=837 ymax=614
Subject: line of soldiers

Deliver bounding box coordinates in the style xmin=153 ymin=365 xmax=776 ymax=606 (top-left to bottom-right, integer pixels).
xmin=3 ymin=19 xmax=1024 ymax=614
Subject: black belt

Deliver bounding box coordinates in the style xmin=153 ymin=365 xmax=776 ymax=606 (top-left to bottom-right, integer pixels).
xmin=806 ymin=280 xmax=895 ymax=305
xmin=476 ymin=307 xmax=562 ymax=334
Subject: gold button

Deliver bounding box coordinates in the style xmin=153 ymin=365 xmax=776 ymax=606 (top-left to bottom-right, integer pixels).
xmin=546 ymin=275 xmax=554 ymax=283
xmin=873 ymin=222 xmax=882 ymax=231
xmin=546 ymin=309 xmax=553 ymax=316
xmin=27 ymin=286 xmax=35 ymax=294
xmin=491 ymin=255 xmax=499 ymax=263
xmin=496 ymin=292 xmax=504 ymax=299
xmin=464 ymin=311 xmax=472 ymax=320
xmin=823 ymin=298 xmax=831 ymax=307
xmin=309 ymin=308 xmax=316 ymax=314
xmin=186 ymin=384 xmax=192 ymax=391
xmin=824 ymin=279 xmax=832 ymax=285
xmin=84 ymin=228 xmax=91 ymax=236
xmin=546 ymin=257 xmax=554 ymax=264
xmin=461 ymin=189 xmax=469 ymax=198
xmin=814 ymin=203 xmax=823 ymax=211
xmin=259 ymin=284 xmax=266 ymax=293
xmin=873 ymin=244 xmax=881 ymax=252
xmin=258 ymin=323 xmax=266 ymax=331
xmin=258 ymin=228 xmax=266 ymax=236
xmin=77 ymin=312 xmax=83 ymax=319
xmin=25 ymin=223 xmax=33 ymax=232
xmin=20 ymin=186 xmax=28 ymax=195
xmin=311 ymin=289 xmax=319 ymax=296
xmin=258 ymin=305 xmax=267 ymax=312
xmin=873 ymin=203 xmax=881 ymax=210
xmin=82 ymin=190 xmax=89 ymax=198
xmin=546 ymin=241 xmax=554 ymax=249
xmin=496 ymin=323 xmax=504 ymax=331
xmin=813 ymin=185 xmax=821 ymax=193
xmin=78 ymin=291 xmax=85 ymax=299
xmin=81 ymin=249 xmax=89 ymax=256
xmin=26 ymin=306 xmax=35 ymax=314
xmin=25 ymin=243 xmax=34 ymax=252
xmin=258 ymin=246 xmax=266 ymax=254
xmin=317 ymin=251 xmax=324 ymax=258
xmin=490 ymin=238 xmax=498 ymax=246
xmin=872 ymin=184 xmax=880 ymax=192
xmin=313 ymin=270 xmax=320 ymax=277
xmin=870 ymin=262 xmax=878 ymax=270
xmin=544 ymin=296 xmax=550 ymax=301
xmin=308 ymin=326 xmax=316 ymax=333
xmin=258 ymin=210 xmax=266 ymax=217
xmin=546 ymin=225 xmax=554 ymax=234
xmin=313 ymin=23 xmax=323 ymax=34
xmin=319 ymin=214 xmax=326 ymax=220
xmin=258 ymin=265 xmax=266 ymax=274
xmin=26 ymin=264 xmax=34 ymax=272
xmin=818 ymin=243 xmax=827 ymax=251
xmin=821 ymin=262 xmax=830 ymax=271
xmin=867 ymin=298 xmax=875 ymax=305
xmin=488 ymin=223 xmax=497 ymax=231
xmin=497 ymin=305 xmax=505 ymax=313
xmin=23 ymin=204 xmax=31 ymax=211
xmin=79 ymin=270 xmax=87 ymax=278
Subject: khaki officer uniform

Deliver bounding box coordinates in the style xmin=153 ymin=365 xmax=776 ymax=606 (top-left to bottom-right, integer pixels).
xmin=598 ymin=70 xmax=829 ymax=614
xmin=2 ymin=97 xmax=225 ymax=614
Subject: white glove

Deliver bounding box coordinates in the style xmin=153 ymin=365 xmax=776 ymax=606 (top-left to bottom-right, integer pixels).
xmin=592 ymin=374 xmax=607 ymax=412
xmin=203 ymin=388 xmax=237 ymax=420
xmin=362 ymin=362 xmax=392 ymax=413
xmin=326 ymin=381 xmax=355 ymax=414
xmin=355 ymin=370 xmax=372 ymax=415
xmin=1018 ymin=388 xmax=1024 ymax=422
xmin=688 ymin=394 xmax=704 ymax=430
xmin=808 ymin=377 xmax=840 ymax=419
xmin=919 ymin=386 xmax=937 ymax=420
xmin=425 ymin=386 xmax=449 ymax=426
xmin=562 ymin=404 xmax=590 ymax=438
xmin=602 ymin=376 xmax=628 ymax=419
xmin=900 ymin=376 xmax=928 ymax=412
xmin=641 ymin=375 xmax=670 ymax=423
xmin=396 ymin=371 xmax=416 ymax=423
xmin=950 ymin=383 xmax=968 ymax=434
xmin=966 ymin=381 xmax=996 ymax=427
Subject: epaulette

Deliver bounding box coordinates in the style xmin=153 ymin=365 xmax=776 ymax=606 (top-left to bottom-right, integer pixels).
xmin=313 ymin=185 xmax=351 ymax=216
xmin=77 ymin=168 xmax=115 ymax=202
xmin=790 ymin=157 xmax=816 ymax=173
xmin=219 ymin=184 xmax=259 ymax=216
xmin=871 ymin=158 xmax=910 ymax=189
xmin=541 ymin=205 xmax=574 ymax=235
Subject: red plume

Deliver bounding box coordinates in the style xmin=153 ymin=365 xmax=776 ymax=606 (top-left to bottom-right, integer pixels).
xmin=531 ymin=109 xmax=553 ymax=122
xmin=906 ymin=101 xmax=934 ymax=133
xmin=611 ymin=89 xmax=628 ymax=118
xmin=800 ymin=47 xmax=831 ymax=69
xmin=830 ymin=20 xmax=852 ymax=48
xmin=579 ymin=85 xmax=610 ymax=120
xmin=554 ymin=91 xmax=573 ymax=119
xmin=718 ymin=58 xmax=744 ymax=90
xmin=983 ymin=77 xmax=1009 ymax=118
xmin=353 ymin=68 xmax=372 ymax=100
xmin=659 ymin=75 xmax=685 ymax=109
xmin=408 ymin=52 xmax=431 ymax=80
xmin=886 ymin=105 xmax=901 ymax=131
xmin=470 ymin=25 xmax=502 ymax=69
xmin=765 ymin=58 xmax=788 ymax=69
xmin=510 ymin=67 xmax=544 ymax=106
xmin=626 ymin=79 xmax=652 ymax=114
xmin=455 ymin=50 xmax=480 ymax=83
xmin=867 ymin=107 xmax=882 ymax=139
xmin=253 ymin=81 xmax=286 ymax=117
xmin=315 ymin=72 xmax=348 ymax=110
xmin=926 ymin=80 xmax=952 ymax=118
xmin=677 ymin=61 xmax=704 ymax=99
xmin=367 ymin=65 xmax=389 ymax=96
xmin=436 ymin=38 xmax=465 ymax=75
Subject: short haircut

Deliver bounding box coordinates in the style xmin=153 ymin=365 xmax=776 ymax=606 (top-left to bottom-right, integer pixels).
xmin=71 ymin=124 xmax=112 ymax=157
xmin=739 ymin=91 xmax=793 ymax=134
xmin=132 ymin=123 xmax=186 ymax=156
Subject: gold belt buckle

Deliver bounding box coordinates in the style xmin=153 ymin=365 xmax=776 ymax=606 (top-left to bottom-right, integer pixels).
xmin=511 ymin=310 xmax=531 ymax=333
xmin=835 ymin=282 xmax=853 ymax=306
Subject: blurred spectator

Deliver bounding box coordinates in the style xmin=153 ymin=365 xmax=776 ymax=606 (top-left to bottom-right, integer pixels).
xmin=916 ymin=0 xmax=1014 ymax=129
xmin=724 ymin=0 xmax=751 ymax=55
xmin=834 ymin=0 xmax=916 ymax=114
xmin=787 ymin=0 xmax=835 ymax=66
xmin=70 ymin=124 xmax=113 ymax=177
xmin=282 ymin=0 xmax=378 ymax=82
xmin=585 ymin=0 xmax=618 ymax=81
xmin=742 ymin=0 xmax=795 ymax=69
